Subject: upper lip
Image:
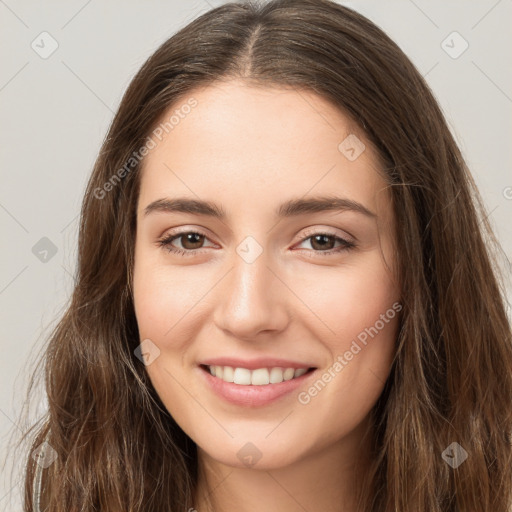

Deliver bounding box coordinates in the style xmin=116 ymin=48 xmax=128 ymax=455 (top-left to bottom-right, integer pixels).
xmin=199 ymin=357 xmax=317 ymax=370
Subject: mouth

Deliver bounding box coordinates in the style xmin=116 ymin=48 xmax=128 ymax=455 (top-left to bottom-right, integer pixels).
xmin=198 ymin=363 xmax=318 ymax=407
xmin=199 ymin=364 xmax=317 ymax=386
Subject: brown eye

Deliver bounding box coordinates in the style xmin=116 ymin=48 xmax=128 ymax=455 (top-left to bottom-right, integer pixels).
xmin=309 ymin=234 xmax=336 ymax=251
xmin=295 ymin=231 xmax=355 ymax=257
xmin=178 ymin=232 xmax=205 ymax=250
xmin=157 ymin=230 xmax=215 ymax=256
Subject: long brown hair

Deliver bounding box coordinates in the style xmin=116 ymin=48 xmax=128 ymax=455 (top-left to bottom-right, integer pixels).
xmin=11 ymin=0 xmax=512 ymax=510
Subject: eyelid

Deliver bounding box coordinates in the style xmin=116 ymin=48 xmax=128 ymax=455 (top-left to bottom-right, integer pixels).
xmin=158 ymin=225 xmax=213 ymax=240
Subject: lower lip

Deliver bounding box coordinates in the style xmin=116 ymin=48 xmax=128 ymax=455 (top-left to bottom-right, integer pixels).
xmin=197 ymin=365 xmax=317 ymax=407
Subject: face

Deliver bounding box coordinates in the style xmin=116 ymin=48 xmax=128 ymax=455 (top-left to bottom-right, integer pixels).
xmin=132 ymin=79 xmax=401 ymax=470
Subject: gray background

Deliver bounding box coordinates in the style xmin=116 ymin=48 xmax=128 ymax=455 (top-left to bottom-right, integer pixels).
xmin=1 ymin=1 xmax=511 ymax=509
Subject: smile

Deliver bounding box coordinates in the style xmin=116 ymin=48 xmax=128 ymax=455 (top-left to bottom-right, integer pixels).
xmin=197 ymin=364 xmax=318 ymax=407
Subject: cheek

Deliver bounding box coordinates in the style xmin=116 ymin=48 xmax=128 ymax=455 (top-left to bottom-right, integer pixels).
xmin=292 ymin=252 xmax=399 ymax=347
xmin=132 ymin=256 xmax=197 ymax=417
xmin=132 ymin=249 xmax=202 ymax=341
xmin=133 ymin=274 xmax=174 ymax=336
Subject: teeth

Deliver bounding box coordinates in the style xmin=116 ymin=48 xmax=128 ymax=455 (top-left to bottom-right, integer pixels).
xmin=294 ymin=368 xmax=308 ymax=377
xmin=283 ymin=368 xmax=295 ymax=381
xmin=250 ymin=368 xmax=268 ymax=386
xmin=270 ymin=367 xmax=284 ymax=383
xmin=234 ymin=367 xmax=252 ymax=385
xmin=207 ymin=365 xmax=311 ymax=385
xmin=222 ymin=366 xmax=234 ymax=382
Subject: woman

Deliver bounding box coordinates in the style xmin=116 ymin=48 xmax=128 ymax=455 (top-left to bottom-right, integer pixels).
xmin=19 ymin=0 xmax=512 ymax=510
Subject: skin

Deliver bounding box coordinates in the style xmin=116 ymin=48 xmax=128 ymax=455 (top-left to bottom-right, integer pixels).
xmin=132 ymin=79 xmax=401 ymax=512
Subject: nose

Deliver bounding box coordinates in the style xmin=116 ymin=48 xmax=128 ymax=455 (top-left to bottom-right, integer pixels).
xmin=213 ymin=251 xmax=290 ymax=340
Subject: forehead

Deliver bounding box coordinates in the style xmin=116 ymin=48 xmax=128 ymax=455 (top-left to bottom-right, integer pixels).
xmin=138 ymin=80 xmax=390 ymax=218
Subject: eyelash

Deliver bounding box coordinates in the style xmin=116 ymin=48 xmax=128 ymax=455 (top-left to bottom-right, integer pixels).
xmin=156 ymin=229 xmax=356 ymax=258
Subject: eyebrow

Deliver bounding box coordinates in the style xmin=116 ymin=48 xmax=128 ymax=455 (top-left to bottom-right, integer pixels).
xmin=143 ymin=195 xmax=377 ymax=219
